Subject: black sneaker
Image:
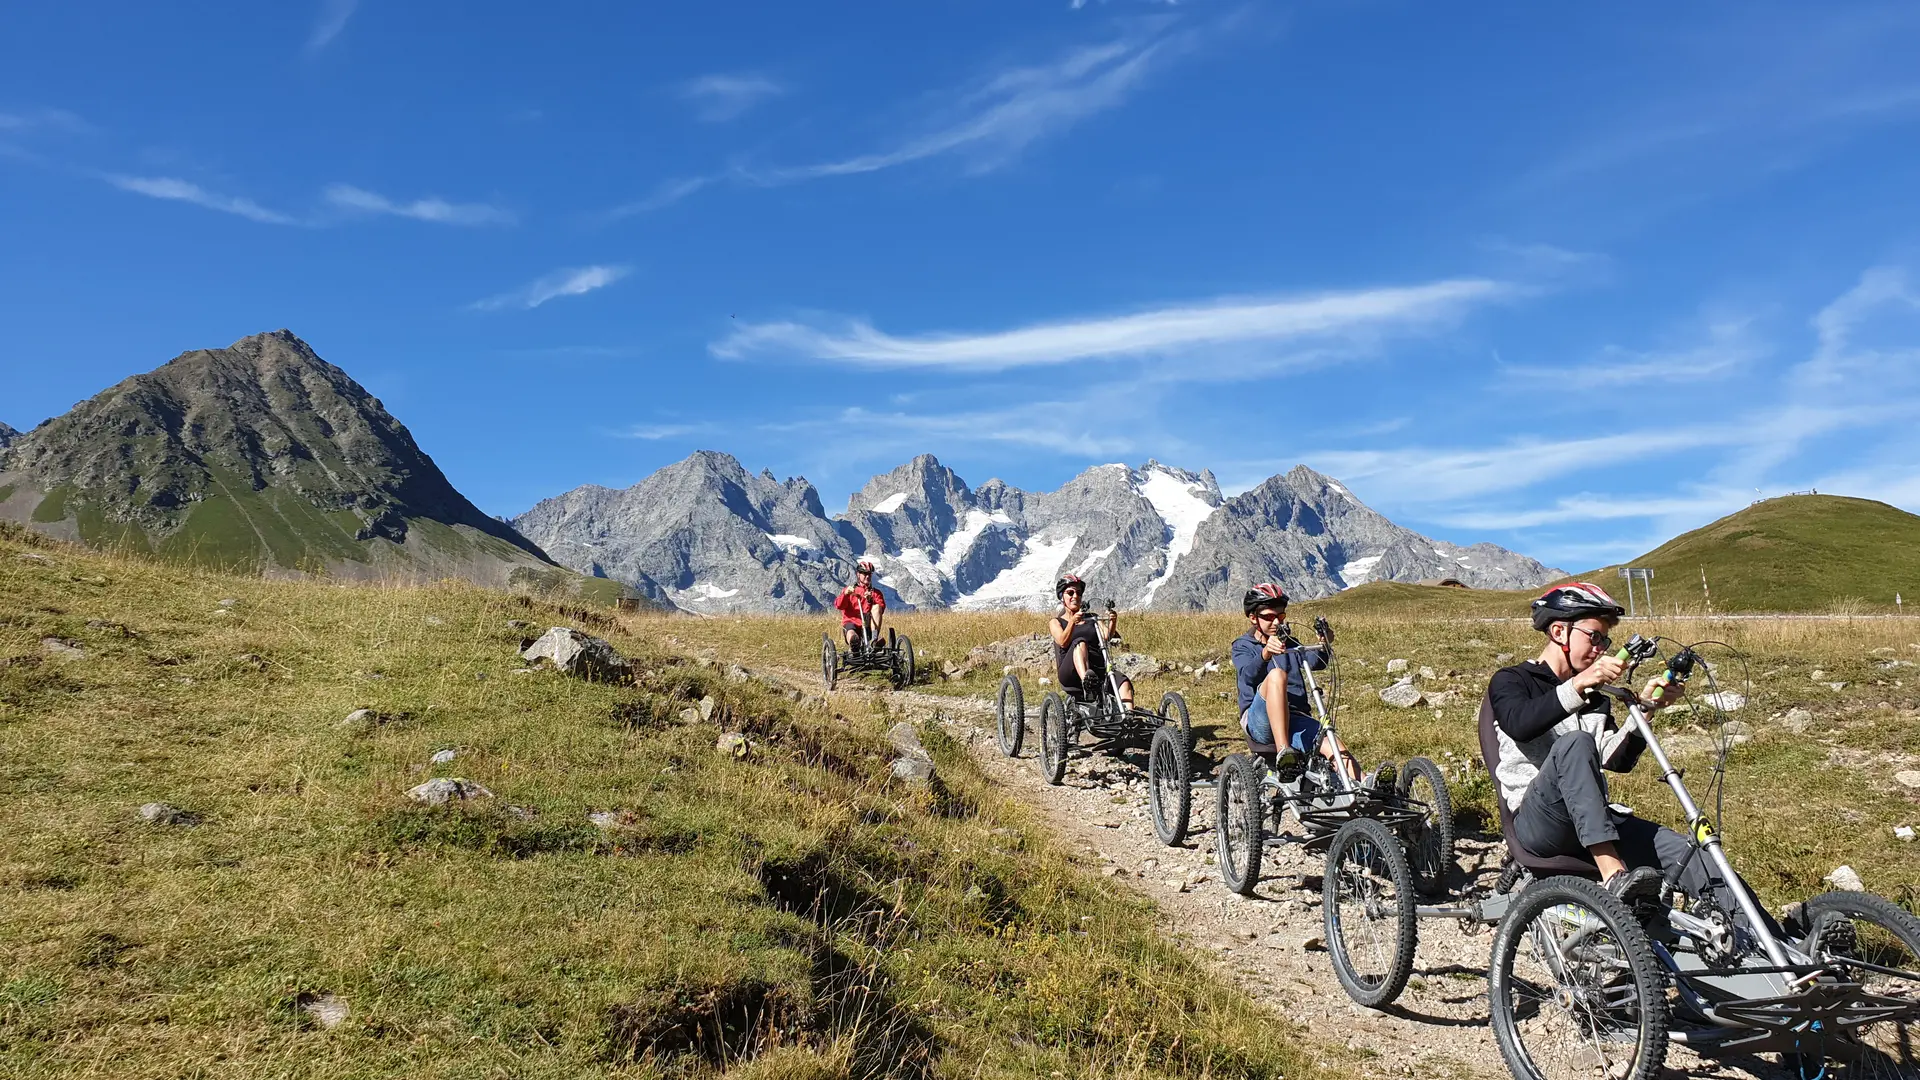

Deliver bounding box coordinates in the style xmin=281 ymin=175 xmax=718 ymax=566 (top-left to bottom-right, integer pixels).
xmin=1606 ymin=866 xmax=1666 ymax=916
xmin=1273 ymin=748 xmax=1305 ymax=783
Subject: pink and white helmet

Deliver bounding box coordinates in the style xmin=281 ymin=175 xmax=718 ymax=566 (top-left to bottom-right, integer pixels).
xmin=1530 ymin=582 xmax=1625 ymax=630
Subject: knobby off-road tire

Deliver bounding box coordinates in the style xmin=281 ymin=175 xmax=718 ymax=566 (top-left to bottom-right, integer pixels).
xmin=1324 ymin=816 xmax=1418 ymax=1008
xmin=995 ymin=674 xmax=1025 ymax=757
xmin=820 ymin=633 xmax=838 ymax=691
xmin=891 ymin=635 xmax=915 ymax=690
xmin=1796 ymin=889 xmax=1920 ymax=1079
xmin=1038 ymin=692 xmax=1069 ymax=786
xmin=1490 ymin=876 xmax=1668 ymax=1080
xmin=1216 ymin=753 xmax=1266 ymax=895
xmin=1397 ymin=756 xmax=1455 ymax=898
xmin=1159 ymin=691 xmax=1191 ymax=744
xmin=1148 ymin=724 xmax=1192 ymax=847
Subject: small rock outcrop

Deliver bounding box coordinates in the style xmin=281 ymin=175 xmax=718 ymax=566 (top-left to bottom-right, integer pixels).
xmin=521 ymin=627 xmax=630 ymax=681
xmin=1824 ymin=865 xmax=1866 ymax=892
xmin=887 ymin=722 xmax=937 ymax=786
xmin=1379 ymin=678 xmax=1425 ymax=708
xmin=406 ymin=778 xmax=493 ymax=805
xmin=138 ymin=802 xmax=197 ymax=826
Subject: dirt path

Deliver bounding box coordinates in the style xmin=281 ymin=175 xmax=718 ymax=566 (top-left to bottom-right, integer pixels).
xmin=780 ymin=665 xmax=1806 ymax=1080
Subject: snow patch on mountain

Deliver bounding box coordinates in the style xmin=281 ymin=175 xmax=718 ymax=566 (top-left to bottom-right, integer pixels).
xmin=1071 ymin=543 xmax=1117 ymax=578
xmin=870 ymin=492 xmax=909 ymax=514
xmin=955 ymin=534 xmax=1080 ymax=611
xmin=1135 ymin=465 xmax=1220 ymax=605
xmin=768 ymin=533 xmax=815 ymax=550
xmin=1337 ymin=553 xmax=1383 ymax=587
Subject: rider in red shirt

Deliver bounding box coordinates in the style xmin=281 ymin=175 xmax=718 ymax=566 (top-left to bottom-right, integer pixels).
xmin=834 ymin=561 xmax=886 ymax=651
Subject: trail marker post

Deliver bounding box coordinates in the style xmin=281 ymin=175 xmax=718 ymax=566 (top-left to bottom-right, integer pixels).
xmin=1618 ymin=566 xmax=1655 ymax=617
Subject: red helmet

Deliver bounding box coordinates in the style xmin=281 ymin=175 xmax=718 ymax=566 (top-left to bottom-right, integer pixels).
xmin=1054 ymin=573 xmax=1085 ymax=598
xmin=855 ymin=560 xmax=875 ymax=575
xmin=1531 ymin=582 xmax=1624 ymax=630
xmin=1243 ymin=582 xmax=1288 ymax=615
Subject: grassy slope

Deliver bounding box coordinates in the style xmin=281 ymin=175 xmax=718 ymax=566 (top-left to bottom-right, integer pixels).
xmin=0 ymin=524 xmax=1329 ymax=1080
xmin=663 ymin=603 xmax=1920 ymax=910
xmin=1589 ymin=494 xmax=1920 ymax=613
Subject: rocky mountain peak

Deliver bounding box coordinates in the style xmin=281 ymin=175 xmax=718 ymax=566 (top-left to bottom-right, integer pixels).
xmin=0 ymin=421 xmax=18 ymax=450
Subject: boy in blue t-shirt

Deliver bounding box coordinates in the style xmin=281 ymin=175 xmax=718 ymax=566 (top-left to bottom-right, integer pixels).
xmin=1231 ymin=583 xmax=1357 ymax=780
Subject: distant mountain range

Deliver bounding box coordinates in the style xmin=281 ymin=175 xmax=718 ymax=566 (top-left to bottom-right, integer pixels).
xmin=513 ymin=451 xmax=1565 ymax=613
xmin=0 ymin=330 xmax=557 ymax=587
xmin=2 ymin=329 xmax=1564 ymax=609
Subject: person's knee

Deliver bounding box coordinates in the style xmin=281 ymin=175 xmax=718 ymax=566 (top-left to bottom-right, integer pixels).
xmin=1551 ymin=730 xmax=1600 ymax=764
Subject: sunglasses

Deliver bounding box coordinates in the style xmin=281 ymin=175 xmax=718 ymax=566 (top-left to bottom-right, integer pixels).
xmin=1571 ymin=626 xmax=1612 ymax=651
xmin=1253 ymin=609 xmax=1286 ymax=622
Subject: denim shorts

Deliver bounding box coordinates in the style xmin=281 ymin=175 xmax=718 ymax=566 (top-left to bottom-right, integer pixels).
xmin=1242 ymin=693 xmax=1321 ymax=754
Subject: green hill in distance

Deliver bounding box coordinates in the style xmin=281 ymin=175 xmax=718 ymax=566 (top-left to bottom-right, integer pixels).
xmin=1589 ymin=494 xmax=1920 ymax=614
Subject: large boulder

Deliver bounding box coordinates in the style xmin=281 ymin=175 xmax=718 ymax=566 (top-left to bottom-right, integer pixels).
xmin=1379 ymin=678 xmax=1425 ymax=708
xmin=521 ymin=627 xmax=630 ymax=681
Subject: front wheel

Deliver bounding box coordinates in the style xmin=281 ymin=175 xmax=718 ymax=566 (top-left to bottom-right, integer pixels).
xmin=891 ymin=634 xmax=915 ymax=690
xmin=1159 ymin=691 xmax=1191 ymax=744
xmin=1038 ymin=692 xmax=1069 ymax=785
xmin=1216 ymin=753 xmax=1267 ymax=895
xmin=1324 ymin=817 xmax=1417 ymax=1008
xmin=1397 ymin=756 xmax=1455 ymax=898
xmin=1148 ymin=724 xmax=1192 ymax=846
xmin=1795 ymin=890 xmax=1920 ymax=1078
xmin=820 ymin=633 xmax=837 ymax=690
xmin=995 ymin=674 xmax=1025 ymax=757
xmin=1490 ymin=876 xmax=1668 ymax=1080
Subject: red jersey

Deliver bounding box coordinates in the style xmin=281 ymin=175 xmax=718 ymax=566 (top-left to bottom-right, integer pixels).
xmin=835 ymin=584 xmax=885 ymax=625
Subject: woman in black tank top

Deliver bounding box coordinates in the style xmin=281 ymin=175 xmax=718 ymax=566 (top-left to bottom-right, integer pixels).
xmin=1048 ymin=575 xmax=1133 ymax=708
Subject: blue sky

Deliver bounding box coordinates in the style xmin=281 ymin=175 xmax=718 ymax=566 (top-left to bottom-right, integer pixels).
xmin=4 ymin=1 xmax=1919 ymax=572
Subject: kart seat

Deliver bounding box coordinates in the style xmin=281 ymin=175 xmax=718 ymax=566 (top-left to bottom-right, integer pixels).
xmin=1477 ymin=695 xmax=1602 ymax=879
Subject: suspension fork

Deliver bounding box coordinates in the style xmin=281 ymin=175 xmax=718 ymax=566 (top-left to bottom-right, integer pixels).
xmin=1623 ymin=701 xmax=1792 ymax=969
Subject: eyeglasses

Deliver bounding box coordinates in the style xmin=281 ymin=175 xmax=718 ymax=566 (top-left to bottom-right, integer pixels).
xmin=1572 ymin=626 xmax=1612 ymax=651
xmin=1253 ymin=610 xmax=1285 ymax=622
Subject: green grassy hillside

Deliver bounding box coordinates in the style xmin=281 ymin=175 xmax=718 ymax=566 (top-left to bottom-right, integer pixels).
xmin=1593 ymin=494 xmax=1920 ymax=613
xmin=0 ymin=523 xmax=1326 ymax=1080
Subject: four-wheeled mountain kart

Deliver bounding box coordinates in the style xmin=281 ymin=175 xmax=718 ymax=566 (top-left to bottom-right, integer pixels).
xmin=1214 ymin=616 xmax=1456 ymax=901
xmin=995 ymin=601 xmax=1195 ymax=846
xmin=821 ymin=619 xmax=914 ymax=691
xmin=1319 ymin=636 xmax=1920 ymax=1080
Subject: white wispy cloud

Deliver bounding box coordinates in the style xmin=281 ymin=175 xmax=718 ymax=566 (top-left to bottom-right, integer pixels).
xmin=713 ymin=279 xmax=1509 ymax=372
xmin=618 ymin=422 xmax=716 ymax=440
xmin=678 ymin=73 xmax=785 ymax=122
xmin=322 ymin=183 xmax=514 ymax=225
xmin=472 ymin=265 xmax=629 ymax=312
xmin=1502 ymin=317 xmax=1767 ymax=388
xmin=1801 ymin=266 xmax=1920 ymax=386
xmin=764 ymin=401 xmax=1141 ymax=458
xmin=614 ymin=25 xmax=1192 ymax=214
xmin=307 ymin=0 xmax=358 ymax=53
xmin=0 ymin=107 xmax=89 ymax=133
xmin=104 ymin=174 xmax=302 ymax=225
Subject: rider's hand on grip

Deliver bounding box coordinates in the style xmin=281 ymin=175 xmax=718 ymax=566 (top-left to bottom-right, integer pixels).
xmin=1572 ymin=653 xmax=1626 ymax=695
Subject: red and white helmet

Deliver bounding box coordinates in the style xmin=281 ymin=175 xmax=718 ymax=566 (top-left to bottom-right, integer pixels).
xmin=855 ymin=560 xmax=875 ymax=575
xmin=1531 ymin=582 xmax=1625 ymax=630
xmin=1243 ymin=582 xmax=1288 ymax=615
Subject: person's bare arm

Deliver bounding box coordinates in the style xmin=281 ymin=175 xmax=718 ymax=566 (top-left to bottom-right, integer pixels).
xmin=1049 ymin=615 xmax=1075 ymax=648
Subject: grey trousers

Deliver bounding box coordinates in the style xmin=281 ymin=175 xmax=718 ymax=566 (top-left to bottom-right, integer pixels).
xmin=1514 ymin=731 xmax=1779 ymax=934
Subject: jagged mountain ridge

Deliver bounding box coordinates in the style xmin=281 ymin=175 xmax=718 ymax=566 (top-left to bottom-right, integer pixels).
xmin=0 ymin=330 xmax=557 ymax=586
xmin=0 ymin=422 xmax=18 ymax=449
xmin=513 ymin=451 xmax=1564 ymax=613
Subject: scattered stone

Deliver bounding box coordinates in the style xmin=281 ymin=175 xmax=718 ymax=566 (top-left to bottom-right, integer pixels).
xmin=1164 ymin=878 xmax=1189 ymax=893
xmin=424 ymin=615 xmax=444 ymax=626
xmin=727 ymin=664 xmax=751 ymax=683
xmin=506 ymin=619 xmax=529 ymax=630
xmin=138 ymin=802 xmax=196 ymax=826
xmin=1824 ymin=865 xmax=1866 ymax=892
xmin=298 ymin=993 xmax=349 ymax=1029
xmin=1417 ymin=665 xmax=1437 ymax=681
xmin=1303 ymin=935 xmax=1328 ymax=952
xmin=715 ymin=732 xmax=751 ymax=758
xmin=429 ymin=748 xmax=457 ymax=765
xmin=503 ymin=805 xmax=539 ymax=821
xmin=1111 ymin=651 xmax=1163 ymax=680
xmin=339 ymin=708 xmax=387 ymax=734
xmin=520 ymin=627 xmax=631 ymax=682
xmin=17 ymin=552 xmax=49 ymax=563
xmin=217 ymin=598 xmax=237 ymax=608
xmin=1701 ymin=691 xmax=1746 ymax=711
xmin=1424 ymin=690 xmax=1457 ymax=708
xmin=1894 ymin=770 xmax=1920 ymax=792
xmin=406 ymin=778 xmax=493 ymax=805
xmin=40 ymin=637 xmax=85 ymax=660
xmin=1721 ymin=720 xmax=1754 ymax=746
xmin=587 ymin=810 xmax=626 ymax=829
xmin=1895 ymin=826 xmax=1916 ymax=842
xmin=891 ymin=756 xmax=936 ymax=784
xmin=1379 ymin=678 xmax=1425 ymax=708
xmin=679 ymin=707 xmax=701 ymax=723
xmin=1495 ymin=652 xmax=1514 ymax=663
xmin=236 ymin=653 xmax=269 ymax=671
xmin=1828 ymin=682 xmax=1849 ymax=692
xmin=1811 ymin=669 xmax=1827 ymax=681
xmin=1465 ymin=638 xmax=1489 ymax=648
xmin=1386 ymin=658 xmax=1409 ymax=674
xmin=698 ymin=695 xmax=717 ymax=722
xmin=1783 ymin=707 xmax=1815 ymax=734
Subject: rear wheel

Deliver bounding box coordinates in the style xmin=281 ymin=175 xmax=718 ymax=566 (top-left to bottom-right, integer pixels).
xmin=1490 ymin=876 xmax=1668 ymax=1080
xmin=891 ymin=634 xmax=915 ymax=689
xmin=1794 ymin=890 xmax=1920 ymax=1079
xmin=995 ymin=674 xmax=1025 ymax=757
xmin=1216 ymin=753 xmax=1266 ymax=895
xmin=1148 ymin=724 xmax=1192 ymax=846
xmin=1397 ymin=756 xmax=1455 ymax=897
xmin=1159 ymin=691 xmax=1191 ymax=744
xmin=1038 ymin=692 xmax=1069 ymax=785
xmin=1324 ymin=817 xmax=1418 ymax=1008
xmin=820 ymin=633 xmax=837 ymax=690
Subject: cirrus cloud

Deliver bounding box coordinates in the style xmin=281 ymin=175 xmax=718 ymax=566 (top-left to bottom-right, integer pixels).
xmin=471 ymin=265 xmax=630 ymax=312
